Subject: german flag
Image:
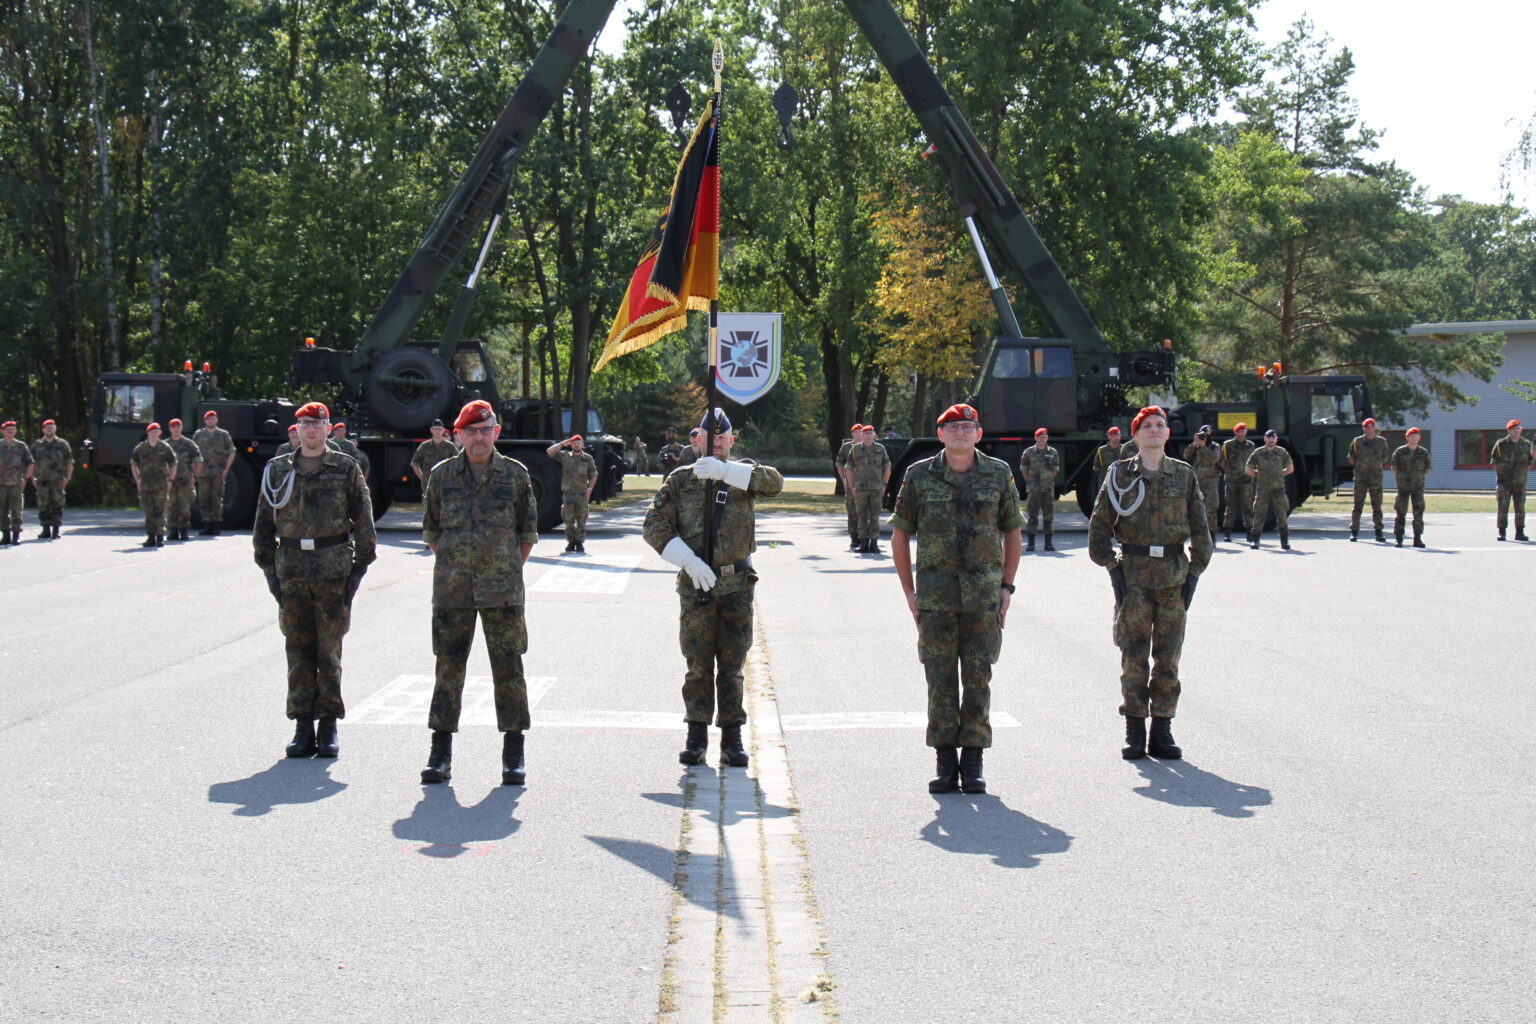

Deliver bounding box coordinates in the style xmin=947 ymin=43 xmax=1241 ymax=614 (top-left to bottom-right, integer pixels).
xmin=595 ymin=99 xmax=719 ymax=371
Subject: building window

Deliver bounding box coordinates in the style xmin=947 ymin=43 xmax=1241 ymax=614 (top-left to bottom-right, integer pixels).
xmin=1455 ymin=429 xmax=1505 ymax=469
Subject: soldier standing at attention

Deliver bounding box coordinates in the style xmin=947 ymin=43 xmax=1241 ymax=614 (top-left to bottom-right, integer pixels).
xmin=644 ymin=409 xmax=783 ymax=769
xmin=31 ymin=419 xmax=72 ymax=539
xmin=835 ymin=424 xmax=861 ymax=552
xmin=274 ymin=424 xmax=299 ymax=457
xmin=679 ymin=427 xmax=702 ymax=466
xmin=130 ymin=423 xmax=177 ymax=548
xmin=657 ymin=428 xmax=686 ymax=478
xmin=419 ymin=400 xmax=540 ymax=786
xmin=848 ymin=424 xmax=891 ymax=553
xmin=1387 ymin=427 xmax=1431 ymax=548
xmin=193 ymin=410 xmax=236 ymax=535
xmin=1348 ymin=417 xmax=1391 ymax=543
xmin=164 ymin=419 xmax=203 ymax=542
xmin=1244 ymin=429 xmax=1294 ymax=550
xmin=1488 ymin=418 xmax=1533 ymax=541
xmin=410 ymin=419 xmax=459 ymax=486
xmin=546 ymin=434 xmax=598 ymax=554
xmin=1019 ymin=427 xmax=1061 ymax=552
xmin=1219 ymin=423 xmax=1256 ymax=542
xmin=890 ymin=403 xmax=1022 ymax=795
xmin=0 ymin=420 xmax=34 ymax=545
xmin=1092 ymin=426 xmax=1133 ymax=498
xmin=1089 ymin=406 xmax=1211 ymax=761
xmin=1181 ymin=425 xmax=1222 ymax=542
xmin=253 ymin=402 xmax=375 ymax=759
xmin=329 ymin=422 xmax=371 ymax=482
xmin=630 ymin=436 xmax=650 ymax=476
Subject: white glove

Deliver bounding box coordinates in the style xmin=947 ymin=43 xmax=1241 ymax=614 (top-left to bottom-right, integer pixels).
xmin=691 ymin=456 xmax=727 ymax=481
xmin=720 ymin=460 xmax=753 ymax=490
xmin=661 ymin=536 xmax=718 ymax=591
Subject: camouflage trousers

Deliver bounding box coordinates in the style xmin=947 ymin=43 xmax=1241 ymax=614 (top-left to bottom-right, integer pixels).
xmin=1250 ymin=483 xmax=1289 ymax=538
xmin=1394 ymin=487 xmax=1425 ymax=534
xmin=1113 ymin=584 xmax=1186 ymax=718
xmin=853 ymin=490 xmax=882 ymax=540
xmin=1 ymin=482 xmax=25 ymax=530
xmin=844 ymin=492 xmax=856 ymax=539
xmin=168 ymin=479 xmax=196 ymax=528
xmin=1222 ymin=476 xmax=1252 ymax=530
xmin=1196 ymin=476 xmax=1219 ymax=532
xmin=278 ymin=575 xmax=352 ymax=720
xmin=1025 ymin=489 xmax=1054 ymax=535
xmin=562 ymin=493 xmax=590 ymax=544
xmin=1496 ymin=482 xmax=1526 ymax=532
xmin=35 ymin=480 xmax=66 ymax=526
xmin=429 ymin=605 xmax=530 ymax=732
xmin=1351 ymin=472 xmax=1384 ymax=533
xmin=918 ymin=610 xmax=1001 ymax=748
xmin=139 ymin=484 xmax=169 ymax=535
xmin=197 ymin=470 xmax=225 ymax=522
xmin=679 ymin=586 xmax=754 ymax=727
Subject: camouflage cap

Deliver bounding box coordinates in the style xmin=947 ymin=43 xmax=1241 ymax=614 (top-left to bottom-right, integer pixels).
xmin=430 ymin=418 xmax=445 ymax=428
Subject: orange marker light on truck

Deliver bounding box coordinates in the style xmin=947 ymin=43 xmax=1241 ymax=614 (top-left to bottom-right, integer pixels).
xmin=202 ymin=362 xmax=212 ymax=373
xmin=304 ymin=337 xmax=316 ymax=348
xmin=183 ymin=360 xmax=194 ymax=371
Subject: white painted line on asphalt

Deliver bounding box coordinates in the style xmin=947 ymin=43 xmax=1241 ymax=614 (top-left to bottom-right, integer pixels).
xmin=348 ymin=674 xmax=556 ymax=725
xmin=537 ymin=710 xmax=680 ymax=729
xmin=781 ymin=711 xmax=1022 ymax=731
xmin=529 ymin=554 xmax=642 ymax=594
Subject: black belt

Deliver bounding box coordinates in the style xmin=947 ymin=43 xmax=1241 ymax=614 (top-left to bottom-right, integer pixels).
xmin=1120 ymin=543 xmax=1182 ymax=558
xmin=715 ymin=558 xmax=753 ymax=577
xmin=279 ymin=534 xmax=349 ymax=551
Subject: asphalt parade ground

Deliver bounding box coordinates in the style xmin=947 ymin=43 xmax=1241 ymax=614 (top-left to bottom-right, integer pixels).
xmin=3 ymin=503 xmax=1533 ymax=1023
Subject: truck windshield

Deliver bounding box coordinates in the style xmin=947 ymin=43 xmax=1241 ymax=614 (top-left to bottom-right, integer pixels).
xmin=990 ymin=348 xmax=1031 ymax=379
xmin=1034 ymin=348 xmax=1073 ymax=379
xmin=101 ymin=384 xmax=157 ymax=424
xmin=559 ymin=410 xmax=606 ymax=434
xmin=1311 ymin=391 xmax=1358 ymax=426
xmin=453 ymin=350 xmax=488 ymax=383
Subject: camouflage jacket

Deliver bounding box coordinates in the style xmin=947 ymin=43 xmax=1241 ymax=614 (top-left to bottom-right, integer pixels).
xmin=1349 ymin=435 xmax=1391 ymax=478
xmin=643 ymin=459 xmax=785 ymax=597
xmin=0 ymin=438 xmax=34 ymax=485
xmin=31 ymin=437 xmax=72 ymax=481
xmin=331 ymin=436 xmax=370 ymax=476
xmin=658 ymin=442 xmax=687 ymax=472
xmin=423 ymin=452 xmax=539 ymax=608
xmin=1181 ymin=441 xmax=1221 ymax=481
xmin=833 ymin=439 xmax=855 ymax=475
xmin=1093 ymin=442 xmax=1133 ymax=475
xmin=847 ymin=441 xmax=890 ymax=491
xmin=1246 ymin=445 xmax=1293 ymax=488
xmin=130 ymin=439 xmax=176 ymax=486
xmin=1488 ymin=435 xmax=1534 ymax=486
xmin=888 ymin=453 xmax=1025 ymax=613
xmin=166 ymin=436 xmax=203 ymax=484
xmin=1389 ymin=445 xmax=1431 ymax=489
xmin=677 ymin=446 xmax=699 ymax=466
xmin=554 ymin=448 xmax=598 ymax=496
xmin=253 ymin=449 xmax=377 ymax=580
xmin=192 ymin=426 xmax=234 ymax=473
xmin=1018 ymin=445 xmax=1061 ymax=493
xmin=411 ymin=438 xmax=459 ymax=478
xmin=1220 ymin=437 xmax=1256 ymax=480
xmin=275 ymin=438 xmax=343 ymax=459
xmin=1088 ymin=455 xmax=1212 ymax=589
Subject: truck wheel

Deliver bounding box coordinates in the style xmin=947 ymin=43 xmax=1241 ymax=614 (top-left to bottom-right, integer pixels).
xmin=366 ymin=348 xmax=454 ymax=433
xmin=221 ymin=456 xmax=259 ymax=528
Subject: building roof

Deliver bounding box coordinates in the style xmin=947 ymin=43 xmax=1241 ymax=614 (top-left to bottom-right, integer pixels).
xmin=1404 ymin=320 xmax=1536 ymax=337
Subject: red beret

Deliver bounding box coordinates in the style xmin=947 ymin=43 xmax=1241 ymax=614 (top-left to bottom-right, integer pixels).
xmin=294 ymin=401 xmax=329 ymax=420
xmin=860 ymin=424 xmax=876 ymax=433
xmin=1033 ymin=427 xmax=1049 ymax=437
xmin=1233 ymin=422 xmax=1248 ymax=432
xmin=202 ymin=409 xmax=218 ymax=419
xmin=1361 ymin=418 xmax=1376 ymax=428
xmin=850 ymin=423 xmax=864 ymax=433
xmin=42 ymin=419 xmax=55 ymax=427
xmin=1 ymin=421 xmax=16 ymax=429
xmin=454 ymin=399 xmax=495 ymax=430
xmin=1508 ymin=419 xmax=1522 ymax=431
xmin=936 ymin=404 xmax=979 ymax=425
xmin=1130 ymin=406 xmax=1166 ymax=434
xmin=331 ymin=421 xmax=346 ymax=431
xmin=146 ymin=422 xmax=161 ymax=432
xmin=168 ymin=418 xmax=182 ymax=428
xmin=1405 ymin=427 xmax=1421 ymax=436
xmin=286 ymin=424 xmax=298 ymax=433
xmin=1106 ymin=426 xmax=1121 ymax=436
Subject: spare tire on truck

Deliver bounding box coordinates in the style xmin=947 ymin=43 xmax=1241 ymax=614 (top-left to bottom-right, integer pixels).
xmin=366 ymin=348 xmax=454 ymax=433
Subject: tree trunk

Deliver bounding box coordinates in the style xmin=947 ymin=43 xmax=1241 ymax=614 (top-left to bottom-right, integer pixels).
xmin=911 ymin=372 xmax=929 ymax=437
xmin=820 ymin=322 xmax=848 ymax=458
xmin=147 ymin=71 xmax=165 ymax=349
xmin=870 ymin=369 xmax=890 ymax=436
xmin=84 ymin=3 xmax=120 ymax=370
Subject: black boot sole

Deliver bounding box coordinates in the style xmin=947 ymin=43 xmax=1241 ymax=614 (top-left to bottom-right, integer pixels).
xmin=721 ymin=751 xmax=749 ymax=768
xmin=420 ymin=767 xmax=451 ymax=783
xmin=960 ymin=779 xmax=987 ymax=794
xmin=314 ymin=747 xmax=338 ymax=758
xmin=1147 ymin=747 xmax=1182 ymax=759
xmin=286 ymin=744 xmax=316 ymax=758
xmin=502 ymin=770 xmax=525 ymax=785
xmin=679 ymin=749 xmax=706 ymax=766
xmin=928 ymin=777 xmax=960 ymax=794
xmin=1122 ymin=747 xmax=1147 ymax=760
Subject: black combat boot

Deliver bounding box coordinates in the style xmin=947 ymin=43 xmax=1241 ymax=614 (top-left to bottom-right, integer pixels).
xmin=679 ymin=722 xmax=708 ymax=766
xmin=142 ymin=533 xmax=156 ymax=548
xmin=868 ymin=538 xmax=881 ymax=555
xmin=0 ymin=530 xmax=11 ymax=545
xmin=1349 ymin=527 xmax=1358 ymax=542
xmin=286 ymin=717 xmax=317 ymax=758
xmin=1223 ymin=530 xmax=1232 ymax=543
xmin=314 ymin=716 xmax=340 ymax=758
xmin=420 ymin=731 xmax=453 ymax=783
xmin=563 ymin=540 xmax=573 ymax=553
xmin=1280 ymin=533 xmax=1291 ymax=551
xmin=959 ymin=747 xmax=987 ymax=794
xmin=1413 ymin=528 xmax=1425 ymax=549
xmin=1148 ymin=717 xmax=1182 ymax=759
xmin=1498 ymin=528 xmax=1506 ymax=541
xmin=154 ymin=533 xmax=165 ymax=547
xmin=720 ymin=724 xmax=749 ymax=768
xmin=211 ymin=520 xmax=222 ymax=536
xmin=1249 ymin=534 xmax=1259 ymax=549
xmin=1395 ymin=518 xmax=1404 ymax=547
xmin=928 ymin=748 xmax=960 ymax=793
xmin=38 ymin=525 xmax=50 ymax=539
xmin=1375 ymin=528 xmax=1386 ymax=543
xmin=200 ymin=522 xmax=215 ymax=536
xmin=1517 ymin=529 xmax=1529 ymax=542
xmin=1043 ymin=535 xmax=1055 ymax=552
xmin=502 ymin=731 xmax=526 ymax=785
xmin=849 ymin=536 xmax=860 ymax=551
xmin=1026 ymin=532 xmax=1036 ymax=552
xmin=1122 ymin=716 xmax=1147 ymax=760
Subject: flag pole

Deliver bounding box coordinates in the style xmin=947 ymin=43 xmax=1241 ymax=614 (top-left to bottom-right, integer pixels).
xmin=704 ymin=39 xmax=724 ymax=571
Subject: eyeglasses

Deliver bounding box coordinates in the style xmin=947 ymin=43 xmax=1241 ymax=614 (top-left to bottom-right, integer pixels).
xmin=459 ymin=425 xmax=497 ymax=437
xmin=296 ymin=420 xmax=328 ymax=429
xmin=940 ymin=422 xmax=979 ymax=433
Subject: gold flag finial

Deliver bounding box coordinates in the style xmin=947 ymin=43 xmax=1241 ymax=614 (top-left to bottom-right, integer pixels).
xmin=713 ymin=39 xmax=723 ymax=93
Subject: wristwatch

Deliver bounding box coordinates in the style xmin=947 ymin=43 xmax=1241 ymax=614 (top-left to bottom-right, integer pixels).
xmin=999 ymin=582 xmax=1016 ymax=594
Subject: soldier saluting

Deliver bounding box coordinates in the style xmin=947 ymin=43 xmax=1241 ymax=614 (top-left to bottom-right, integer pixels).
xmin=545 ymin=433 xmax=598 ymax=554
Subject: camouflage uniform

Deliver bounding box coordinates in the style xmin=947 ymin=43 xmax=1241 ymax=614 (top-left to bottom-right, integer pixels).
xmin=411 ymin=437 xmax=459 ymax=485
xmin=1245 ymin=445 xmax=1294 ymax=542
xmin=847 ymin=441 xmax=891 ymax=542
xmin=1092 ymin=440 xmax=1134 ymax=497
xmin=889 ymin=453 xmax=1024 ymax=748
xmin=630 ymin=440 xmax=649 ymax=475
xmin=131 ymin=439 xmax=177 ymax=537
xmin=253 ymin=450 xmax=377 ymax=720
xmin=192 ymin=424 xmax=235 ymax=523
xmin=32 ymin=437 xmax=73 ymax=528
xmin=1220 ymin=436 xmax=1256 ymax=532
xmin=1488 ymin=435 xmax=1534 ymax=535
xmin=677 ymin=445 xmax=698 ymax=467
xmin=1181 ymin=440 xmax=1222 ymax=533
xmin=657 ymin=440 xmax=686 ymax=477
xmin=1389 ymin=444 xmax=1431 ymax=539
xmin=643 ymin=458 xmax=784 ymax=726
xmin=166 ymin=435 xmax=203 ymax=531
xmin=1348 ymin=434 xmax=1391 ymax=535
xmin=1088 ymin=454 xmax=1212 ymax=718
xmin=275 ymin=438 xmax=343 ymax=459
xmin=422 ymin=451 xmax=540 ymax=732
xmin=554 ymin=448 xmax=599 ymax=544
xmin=834 ymin=439 xmax=857 ymax=542
xmin=1018 ymin=445 xmax=1060 ymax=538
xmin=330 ymin=435 xmax=370 ymax=480
xmin=0 ymin=438 xmax=34 ymax=532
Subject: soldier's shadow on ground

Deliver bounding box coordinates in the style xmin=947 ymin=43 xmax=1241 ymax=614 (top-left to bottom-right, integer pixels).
xmin=920 ymin=794 xmax=1073 ymax=869
xmin=392 ymin=785 xmax=521 ymax=857
xmin=207 ymin=759 xmax=347 ymax=817
xmin=1132 ymin=759 xmax=1272 ymax=818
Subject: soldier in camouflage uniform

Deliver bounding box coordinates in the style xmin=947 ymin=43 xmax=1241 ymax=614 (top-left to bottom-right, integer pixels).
xmin=164 ymin=419 xmax=203 ymax=541
xmin=329 ymin=422 xmax=371 ymax=483
xmin=679 ymin=428 xmax=702 ymax=466
xmin=32 ymin=419 xmax=72 ymax=539
xmin=193 ymin=409 xmax=236 ymax=535
xmin=1181 ymin=425 xmax=1222 ymax=541
xmin=1219 ymin=423 xmax=1256 ymax=542
xmin=1348 ymin=417 xmax=1391 ymax=543
xmin=657 ymin=428 xmax=686 ymax=478
xmin=629 ymin=436 xmax=649 ymax=475
xmin=419 ymin=400 xmax=540 ymax=786
xmin=546 ymin=434 xmax=599 ymax=553
xmin=253 ymin=402 xmax=376 ymax=759
xmin=643 ymin=408 xmax=783 ymax=769
xmin=1489 ymin=418 xmax=1533 ymax=541
xmin=130 ymin=423 xmax=177 ymax=548
xmin=835 ymin=424 xmax=860 ymax=551
xmin=410 ymin=419 xmax=459 ymax=486
xmin=890 ymin=403 xmax=1023 ymax=795
xmin=0 ymin=420 xmax=34 ymax=545
xmin=1019 ymin=427 xmax=1061 ymax=552
xmin=1089 ymin=406 xmax=1211 ymax=761
xmin=847 ymin=425 xmax=891 ymax=553
xmin=1091 ymin=426 xmax=1134 ymax=499
xmin=1244 ymin=429 xmax=1294 ymax=550
xmin=1387 ymin=427 xmax=1431 ymax=548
